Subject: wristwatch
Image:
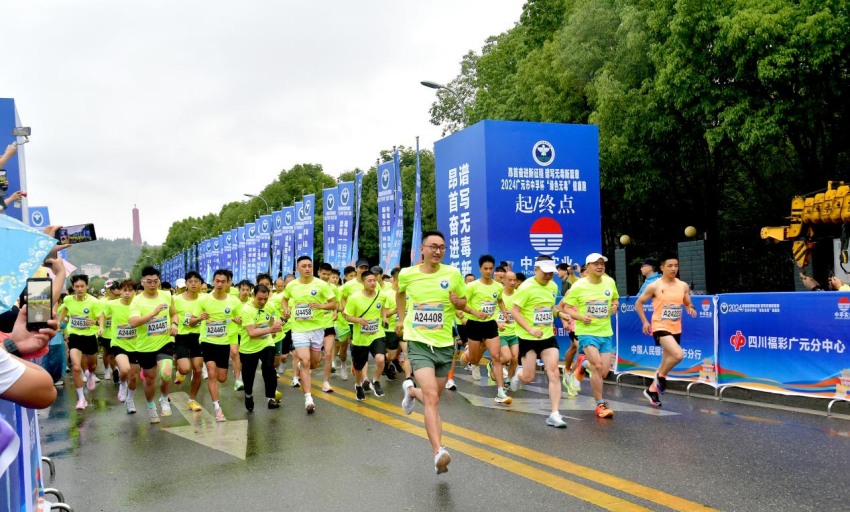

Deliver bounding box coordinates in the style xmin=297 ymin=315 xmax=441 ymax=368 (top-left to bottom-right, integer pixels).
xmin=3 ymin=337 xmax=21 ymax=357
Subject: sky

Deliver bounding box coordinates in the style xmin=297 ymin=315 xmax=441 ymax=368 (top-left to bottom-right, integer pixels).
xmin=5 ymin=1 xmax=524 ymax=245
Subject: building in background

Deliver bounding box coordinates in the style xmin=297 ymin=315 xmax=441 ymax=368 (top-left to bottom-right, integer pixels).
xmin=132 ymin=204 xmax=142 ymax=245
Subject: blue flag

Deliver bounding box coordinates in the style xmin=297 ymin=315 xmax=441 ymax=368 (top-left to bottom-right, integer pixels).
xmin=246 ymin=221 xmax=258 ymax=282
xmin=237 ymin=225 xmax=247 ymax=282
xmin=336 ymin=181 xmax=354 ymax=270
xmin=271 ymin=210 xmax=284 ymax=278
xmin=411 ymin=137 xmax=423 ymax=264
xmin=351 ymin=173 xmax=363 ymax=265
xmin=281 ymin=206 xmax=296 ymax=275
xmin=386 ymin=148 xmax=404 ymax=270
xmin=258 ymin=214 xmax=272 ymax=274
xmin=377 ymin=160 xmax=396 ymax=267
xmin=323 ymin=187 xmax=339 ymax=269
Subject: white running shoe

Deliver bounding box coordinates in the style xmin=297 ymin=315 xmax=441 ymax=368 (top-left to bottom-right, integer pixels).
xmin=339 ymin=364 xmax=348 ymax=381
xmin=401 ymin=379 xmax=415 ymax=415
xmin=215 ymin=408 xmax=227 ymax=422
xmin=445 ymin=378 xmax=457 ymax=391
xmin=322 ymin=381 xmax=334 ymax=393
xmin=201 ymin=365 xmax=208 ymax=380
xmin=126 ymin=398 xmax=136 ymax=414
xmin=471 ymin=365 xmax=481 ymax=381
xmin=434 ymin=447 xmax=451 ymax=475
xmin=117 ymin=382 xmax=128 ymax=402
xmin=305 ymin=395 xmax=315 ymax=414
xmin=160 ymin=397 xmax=172 ymax=417
xmin=148 ymin=406 xmax=160 ymax=424
xmin=546 ymin=412 xmax=567 ymax=428
xmin=510 ymin=372 xmax=521 ymax=392
xmin=291 ymin=376 xmax=301 ymax=388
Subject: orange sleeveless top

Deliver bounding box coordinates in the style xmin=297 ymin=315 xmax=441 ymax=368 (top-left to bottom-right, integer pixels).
xmin=651 ymin=279 xmax=686 ymax=334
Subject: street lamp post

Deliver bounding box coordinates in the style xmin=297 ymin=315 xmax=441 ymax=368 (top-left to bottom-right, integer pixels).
xmin=420 ymin=80 xmax=468 ymax=127
xmin=244 ymin=193 xmax=273 ymax=274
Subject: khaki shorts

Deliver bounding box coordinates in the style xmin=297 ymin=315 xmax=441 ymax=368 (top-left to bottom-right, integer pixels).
xmin=407 ymin=340 xmax=454 ymax=378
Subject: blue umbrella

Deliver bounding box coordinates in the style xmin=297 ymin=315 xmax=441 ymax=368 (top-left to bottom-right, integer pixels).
xmin=0 ymin=214 xmax=56 ymax=313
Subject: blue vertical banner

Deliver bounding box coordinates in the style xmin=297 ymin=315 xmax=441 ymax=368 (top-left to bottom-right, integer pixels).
xmin=258 ymin=214 xmax=272 ymax=274
xmin=294 ymin=200 xmax=304 ymax=260
xmin=26 ymin=206 xmax=49 ymax=229
xmin=211 ymin=236 xmax=221 ymax=271
xmin=377 ymin=160 xmax=396 ymax=267
xmin=0 ymin=99 xmax=28 ymax=222
xmin=221 ymin=232 xmax=232 ymax=273
xmin=271 ymin=210 xmax=283 ymax=278
xmin=204 ymin=239 xmax=214 ymax=282
xmin=237 ymin=225 xmax=247 ymax=282
xmin=294 ymin=194 xmax=315 ymax=261
xmin=350 ymin=173 xmax=363 ymax=265
xmin=323 ymin=187 xmax=339 ymax=268
xmin=336 ymin=181 xmax=354 ymax=270
xmin=303 ymin=194 xmax=315 ymax=262
xmin=411 ymin=137 xmax=423 ymax=265
xmin=435 ymin=120 xmax=600 ymax=277
xmin=229 ymin=229 xmax=238 ymax=275
xmin=386 ymin=148 xmax=404 ymax=270
xmin=281 ymin=206 xmax=296 ymax=275
xmin=245 ymin=221 xmax=258 ymax=282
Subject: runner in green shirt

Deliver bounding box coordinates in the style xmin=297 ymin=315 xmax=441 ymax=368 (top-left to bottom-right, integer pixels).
xmin=497 ymin=270 xmax=520 ymax=391
xmin=58 ymin=274 xmax=102 ymax=411
xmin=396 ymin=231 xmax=467 ymax=475
xmin=173 ymin=270 xmax=205 ymax=412
xmin=108 ymin=279 xmax=140 ymax=414
xmin=343 ymin=271 xmax=388 ymax=401
xmin=128 ymin=266 xmax=178 ymax=424
xmin=336 ymin=261 xmax=369 ymax=383
xmin=239 ymin=284 xmax=282 ymax=412
xmin=281 ymin=256 xmax=337 ymax=413
xmin=509 ymin=256 xmax=568 ymax=429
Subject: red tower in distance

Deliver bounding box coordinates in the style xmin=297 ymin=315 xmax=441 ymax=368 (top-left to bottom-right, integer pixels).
xmin=132 ymin=205 xmax=142 ymax=245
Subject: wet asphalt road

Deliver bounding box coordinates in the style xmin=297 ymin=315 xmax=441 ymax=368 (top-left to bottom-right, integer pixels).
xmin=38 ymin=364 xmax=850 ymax=512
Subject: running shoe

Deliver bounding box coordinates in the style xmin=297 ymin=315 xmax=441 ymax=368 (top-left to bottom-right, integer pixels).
xmin=495 ymin=391 xmax=512 ymax=405
xmin=86 ymin=371 xmax=96 ymax=391
xmin=267 ymin=398 xmax=280 ymax=409
xmin=175 ymin=372 xmax=185 ymax=384
xmin=75 ymin=398 xmax=87 ymax=410
xmin=401 ymin=379 xmax=415 ymax=415
xmin=595 ymin=401 xmax=615 ymax=418
xmin=574 ymin=355 xmax=588 ymax=382
xmin=562 ymin=371 xmax=576 ymax=395
xmin=362 ymin=379 xmax=372 ymax=392
xmin=305 ymin=395 xmax=315 ymax=414
xmin=445 ymin=378 xmax=457 ymax=391
xmin=126 ymin=398 xmax=136 ymax=414
xmin=355 ymin=384 xmax=366 ymax=402
xmin=117 ymin=382 xmax=128 ymax=403
xmin=234 ymin=380 xmax=244 ymax=391
xmin=502 ymin=367 xmax=509 ymax=380
xmin=245 ymin=395 xmax=254 ymax=412
xmin=148 ymin=405 xmax=160 ymax=424
xmin=291 ymin=376 xmax=301 ymax=388
xmin=215 ymin=408 xmax=227 ymax=422
xmin=322 ymin=381 xmax=334 ymax=393
xmin=644 ymin=389 xmax=662 ymax=407
xmin=434 ymin=447 xmax=451 ymax=475
xmin=471 ymin=364 xmax=481 ymax=381
xmin=372 ymin=381 xmax=385 ymax=397
xmin=274 ymin=390 xmax=283 ymax=403
xmin=104 ymin=369 xmax=112 ymax=381
xmin=546 ymin=412 xmax=567 ymax=428
xmin=656 ymin=375 xmax=667 ymax=394
xmin=385 ymin=362 xmax=397 ymax=381
xmin=339 ymin=364 xmax=349 ymax=381
xmin=201 ymin=365 xmax=208 ymax=379
xmin=487 ymin=361 xmax=495 ymax=381
xmin=92 ymin=372 xmax=101 ymax=383
xmin=187 ymin=400 xmax=202 ymax=412
xmin=509 ymin=372 xmax=521 ymax=392
xmin=160 ymin=397 xmax=172 ymax=417
xmin=570 ymin=372 xmax=582 ymax=393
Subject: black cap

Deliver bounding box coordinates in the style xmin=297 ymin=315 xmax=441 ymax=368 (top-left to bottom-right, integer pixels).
xmin=356 ymin=259 xmax=369 ymax=268
xmin=642 ymin=258 xmax=659 ymax=269
xmin=370 ymin=265 xmax=384 ymax=275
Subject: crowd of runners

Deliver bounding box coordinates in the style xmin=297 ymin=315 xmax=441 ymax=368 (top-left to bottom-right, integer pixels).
xmin=60 ymin=230 xmax=696 ymax=474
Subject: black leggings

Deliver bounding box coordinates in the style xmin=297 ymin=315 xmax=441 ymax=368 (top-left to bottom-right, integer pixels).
xmin=240 ymin=347 xmax=277 ymax=399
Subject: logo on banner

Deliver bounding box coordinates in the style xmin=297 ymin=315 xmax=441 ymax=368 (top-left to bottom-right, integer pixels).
xmin=730 ymin=330 xmax=746 ymax=351
xmin=261 ymin=219 xmax=269 ymax=232
xmin=213 ymin=240 xmax=219 ymax=250
xmin=275 ymin=215 xmax=282 ymax=229
xmin=305 ymin=200 xmax=312 ymax=215
xmin=529 ymin=217 xmax=563 ymax=256
xmin=30 ymin=211 xmax=44 ymax=227
xmin=532 ymin=140 xmax=555 ymax=167
xmin=699 ymin=299 xmax=713 ymax=319
xmin=225 ymin=234 xmax=232 ymax=245
xmin=837 ymin=297 xmax=850 ymax=320
xmin=249 ymin=227 xmax=256 ymax=237
xmin=381 ymin=168 xmax=390 ymax=190
xmin=326 ymin=194 xmax=335 ymax=211
xmin=285 ymin=211 xmax=292 ymax=225
xmin=341 ymin=187 xmax=350 ymax=205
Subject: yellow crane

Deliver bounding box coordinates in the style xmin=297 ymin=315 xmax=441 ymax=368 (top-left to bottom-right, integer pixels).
xmin=760 ymin=181 xmax=849 ymax=269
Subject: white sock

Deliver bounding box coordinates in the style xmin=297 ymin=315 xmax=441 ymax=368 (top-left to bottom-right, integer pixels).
xmin=213 ymin=400 xmax=220 ymax=410
xmin=76 ymin=387 xmax=85 ymax=400
xmin=304 ymin=392 xmax=312 ymax=400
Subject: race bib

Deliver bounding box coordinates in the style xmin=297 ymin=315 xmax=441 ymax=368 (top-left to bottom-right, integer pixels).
xmin=294 ymin=303 xmax=313 ymax=320
xmin=147 ymin=317 xmax=168 ymax=336
xmin=660 ymin=304 xmax=683 ymax=321
xmin=70 ymin=315 xmax=89 ymax=330
xmin=256 ymin=323 xmax=271 ymax=339
xmin=105 ymin=318 xmax=112 ymax=329
xmin=206 ymin=320 xmax=227 ymax=338
xmin=412 ymin=302 xmax=443 ymax=331
xmin=361 ymin=319 xmax=379 ymax=335
xmin=480 ymin=301 xmax=496 ymax=317
xmin=498 ymin=311 xmax=513 ymax=323
xmin=533 ymin=307 xmax=553 ymax=326
xmin=586 ymin=300 xmax=609 ymax=319
xmin=183 ymin=312 xmax=192 ymax=326
xmin=116 ymin=325 xmax=136 ymax=339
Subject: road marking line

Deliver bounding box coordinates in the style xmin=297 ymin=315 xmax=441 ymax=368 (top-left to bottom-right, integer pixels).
xmin=166 ymin=392 xmax=248 ymax=460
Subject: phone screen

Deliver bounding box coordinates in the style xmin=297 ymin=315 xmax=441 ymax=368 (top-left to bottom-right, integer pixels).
xmin=26 ymin=278 xmax=52 ymax=329
xmin=55 ymin=223 xmax=97 ymax=245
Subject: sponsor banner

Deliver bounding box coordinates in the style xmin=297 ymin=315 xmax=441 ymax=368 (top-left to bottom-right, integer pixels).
xmin=717 ymin=292 xmax=850 ymax=399
xmin=385 ymin=148 xmax=404 ymax=270
xmin=210 ymin=235 xmax=221 ymax=272
xmin=435 ymin=120 xmax=600 ymax=278
xmin=336 ymin=181 xmax=354 ymax=270
xmin=323 ymin=187 xmax=339 ymax=269
xmin=257 ymin=214 xmax=272 ymax=274
xmin=237 ymin=225 xmax=247 ymax=283
xmin=294 ymin=194 xmax=315 ymax=262
xmin=222 ymin=231 xmax=234 ymax=274
xmin=245 ymin=222 xmax=258 ymax=282
xmin=411 ymin=138 xmax=423 ymax=265
xmin=616 ymin=295 xmax=718 ymax=386
xmin=281 ymin=206 xmax=296 ymax=275
xmin=377 ymin=160 xmax=396 ymax=267
xmin=271 ymin=211 xmax=283 ymax=278
xmin=26 ymin=206 xmax=49 ymax=229
xmin=351 ymin=172 xmax=363 ymax=265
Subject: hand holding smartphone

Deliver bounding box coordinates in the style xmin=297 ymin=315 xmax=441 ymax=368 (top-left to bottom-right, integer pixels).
xmin=55 ymin=223 xmax=97 ymax=245
xmin=26 ymin=278 xmax=53 ymax=331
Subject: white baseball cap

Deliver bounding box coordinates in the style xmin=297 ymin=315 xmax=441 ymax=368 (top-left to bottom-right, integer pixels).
xmin=535 ymin=259 xmax=557 ymax=273
xmin=585 ymin=253 xmax=608 ymax=265
xmin=175 ymin=278 xmax=187 ymax=289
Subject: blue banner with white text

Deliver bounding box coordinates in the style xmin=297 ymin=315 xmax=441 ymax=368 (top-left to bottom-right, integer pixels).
xmin=323 ymin=187 xmax=340 ymax=269
xmin=271 ymin=210 xmax=283 ymax=278
xmin=351 ymin=173 xmax=363 ymax=265
xmin=258 ymin=214 xmax=272 ymax=274
xmin=377 ymin=160 xmax=396 ymax=267
xmin=281 ymin=206 xmax=296 ymax=275
xmin=245 ymin=222 xmax=258 ymax=282
xmin=336 ymin=181 xmax=354 ymax=270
